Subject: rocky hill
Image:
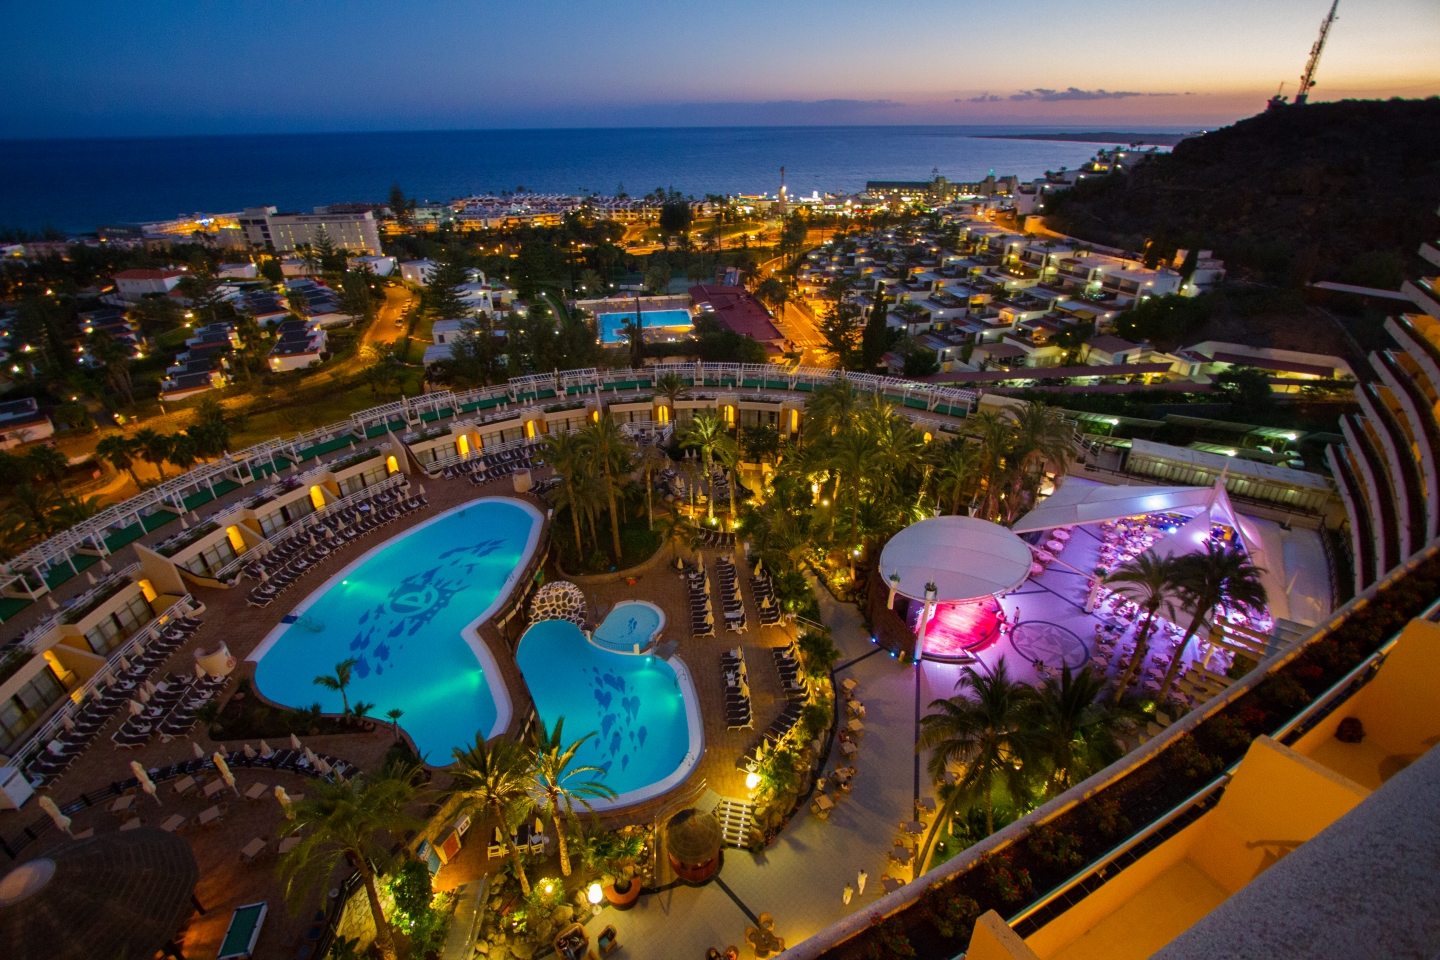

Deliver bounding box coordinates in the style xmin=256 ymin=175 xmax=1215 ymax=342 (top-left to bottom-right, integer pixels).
xmin=1043 ymin=98 xmax=1440 ymax=288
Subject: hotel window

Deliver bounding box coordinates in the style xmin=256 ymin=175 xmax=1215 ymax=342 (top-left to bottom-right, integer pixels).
xmin=0 ymin=665 xmax=66 ymax=751
xmin=257 ymin=509 xmax=286 ymax=536
xmin=180 ymin=539 xmax=237 ymax=578
xmin=81 ymin=592 xmax=153 ymax=655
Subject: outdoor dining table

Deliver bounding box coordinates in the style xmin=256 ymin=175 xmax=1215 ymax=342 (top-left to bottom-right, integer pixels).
xmin=241 ymin=838 xmax=266 ymax=862
xmin=889 ymin=846 xmax=913 ymax=865
xmin=841 ymin=678 xmax=858 ymax=693
xmin=846 ymin=718 xmax=864 ymax=733
xmin=901 ymin=821 xmax=926 ymax=836
xmin=1046 ymin=540 xmax=1065 ymax=553
xmin=1051 ymin=528 xmax=1071 ymax=541
xmin=881 ymin=876 xmax=905 ymax=894
xmin=815 ymin=794 xmax=835 ymax=812
xmin=840 ymin=742 xmax=858 ymax=758
xmin=244 ymin=782 xmax=269 ymax=800
xmin=110 ymin=794 xmax=135 ymax=815
xmin=160 ymin=814 xmax=187 ymax=832
xmin=120 ymin=817 xmax=142 ymax=831
xmin=197 ymin=805 xmax=223 ymax=826
xmin=916 ymin=797 xmax=936 ymax=814
xmin=278 ymin=836 xmax=301 ymax=854
xmin=203 ymin=778 xmax=226 ymax=798
xmin=172 ymin=775 xmax=197 ymax=795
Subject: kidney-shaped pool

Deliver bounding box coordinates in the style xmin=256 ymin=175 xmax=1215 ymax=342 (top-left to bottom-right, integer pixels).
xmin=248 ymin=497 xmax=540 ymax=760
xmin=517 ymin=616 xmax=700 ymax=808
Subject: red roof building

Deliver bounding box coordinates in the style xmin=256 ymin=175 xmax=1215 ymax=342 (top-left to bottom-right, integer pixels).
xmin=688 ymin=285 xmax=784 ymax=349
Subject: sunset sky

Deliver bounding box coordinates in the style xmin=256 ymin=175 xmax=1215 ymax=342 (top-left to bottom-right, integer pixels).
xmin=4 ymin=0 xmax=1438 ymax=137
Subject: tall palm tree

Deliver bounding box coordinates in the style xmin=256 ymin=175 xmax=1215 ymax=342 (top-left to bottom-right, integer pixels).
xmin=654 ymin=372 xmax=689 ymax=416
xmin=933 ymin=438 xmax=981 ymax=515
xmin=544 ymin=431 xmax=591 ymax=561
xmin=277 ymin=763 xmax=426 ymax=960
xmin=916 ymin=658 xmax=1037 ymax=869
xmin=1158 ymin=542 xmax=1268 ymax=702
xmin=1004 ymin=402 xmax=1074 ymax=521
xmin=1107 ymin=550 xmax=1180 ymax=704
xmin=313 ymin=658 xmax=359 ymax=719
xmin=635 ymin=443 xmax=671 ymax=530
xmin=715 ymin=440 xmax=743 ymax=523
xmin=656 ymin=509 xmax=697 ymax=563
xmin=805 ymin=378 xmax=862 ymax=439
xmin=827 ymin=427 xmax=877 ymax=545
xmin=448 ymin=734 xmax=537 ymax=894
xmin=25 ymin=445 xmax=69 ymax=497
xmin=529 ymin=719 xmax=616 ymax=876
xmin=1030 ymin=666 xmax=1122 ymax=797
xmin=385 ymin=708 xmax=404 ymax=743
xmin=678 ymin=410 xmax=732 ymax=523
xmin=580 ymin=415 xmax=634 ymax=559
xmin=95 ymin=434 xmax=142 ymax=489
xmin=132 ymin=428 xmax=173 ymax=481
xmin=968 ymin=411 xmax=1015 ymax=521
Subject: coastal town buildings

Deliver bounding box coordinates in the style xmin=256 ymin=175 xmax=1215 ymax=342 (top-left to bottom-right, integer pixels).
xmin=237 ymin=206 xmax=382 ymax=255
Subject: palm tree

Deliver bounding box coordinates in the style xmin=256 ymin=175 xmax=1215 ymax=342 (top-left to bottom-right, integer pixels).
xmin=827 ymin=427 xmax=877 ymax=545
xmin=53 ymin=494 xmax=104 ymax=527
xmin=1158 ymin=543 xmax=1267 ymax=702
xmin=448 ymin=734 xmax=537 ymax=895
xmin=1030 ymin=666 xmax=1122 ymax=797
xmin=95 ymin=434 xmax=142 ymax=489
xmin=678 ymin=410 xmax=731 ymax=523
xmin=933 ymin=438 xmax=981 ymax=515
xmin=620 ymin=318 xmax=645 ymax=369
xmin=313 ymin=658 xmax=359 ymax=719
xmin=715 ymin=441 xmax=743 ymax=523
xmin=656 ymin=509 xmax=697 ymax=563
xmin=529 ymin=719 xmax=616 ymax=876
xmin=132 ymin=428 xmax=173 ymax=481
xmin=576 ymin=268 xmax=606 ymax=297
xmin=1107 ymin=550 xmax=1181 ymax=704
xmin=1003 ymin=402 xmax=1074 ymax=521
xmin=25 ymin=445 xmax=69 ymax=497
xmin=805 ymin=378 xmax=862 ymax=439
xmin=277 ymin=763 xmax=426 ymax=960
xmin=544 ymin=431 xmax=591 ymax=562
xmin=750 ymin=741 xmax=797 ymax=803
xmin=968 ymin=411 xmax=1015 ymax=521
xmin=167 ymin=432 xmax=198 ymax=475
xmin=385 ymin=708 xmax=404 ymax=742
xmin=579 ymin=415 xmax=635 ymax=559
xmin=654 ymin=372 xmax=689 ymax=418
xmin=635 ymin=442 xmax=670 ymax=530
xmin=916 ymin=658 xmax=1036 ymax=869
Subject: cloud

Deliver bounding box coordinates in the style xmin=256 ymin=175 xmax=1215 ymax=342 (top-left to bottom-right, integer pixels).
xmin=1005 ymin=87 xmax=1179 ymax=101
xmin=963 ymin=94 xmax=1004 ymax=103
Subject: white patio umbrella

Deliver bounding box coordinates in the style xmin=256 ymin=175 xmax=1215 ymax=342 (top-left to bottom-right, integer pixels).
xmin=213 ymin=753 xmax=238 ymax=795
xmin=144 ymin=679 xmax=159 ymax=697
xmin=61 ymin=716 xmax=76 ymax=732
xmin=242 ymin=743 xmax=257 ymax=760
xmin=194 ymin=663 xmax=207 ymax=680
xmin=290 ymin=733 xmax=303 ymax=750
xmin=274 ymin=785 xmax=295 ymax=819
xmin=38 ymin=795 xmax=72 ymax=836
xmin=303 ymin=747 xmax=319 ymax=769
xmin=417 ymin=483 xmax=426 ymax=496
xmin=192 ymin=742 xmax=206 ymax=760
xmin=259 ymin=740 xmax=274 ymax=758
xmin=314 ymin=757 xmax=332 ymax=776
xmin=128 ymin=700 xmax=145 ymax=716
xmin=131 ymin=760 xmax=161 ymax=805
xmin=135 ymin=686 xmax=150 ymax=704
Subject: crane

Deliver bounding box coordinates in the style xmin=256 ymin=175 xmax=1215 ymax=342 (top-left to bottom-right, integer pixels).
xmin=1265 ymin=0 xmax=1339 ymax=109
xmin=1294 ymin=0 xmax=1340 ymax=105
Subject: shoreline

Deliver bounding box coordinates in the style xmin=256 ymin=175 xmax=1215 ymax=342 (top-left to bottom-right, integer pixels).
xmin=972 ymin=131 xmax=1190 ymax=145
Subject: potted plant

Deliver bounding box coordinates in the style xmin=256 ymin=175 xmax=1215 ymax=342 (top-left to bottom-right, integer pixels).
xmin=598 ymin=832 xmax=646 ymax=908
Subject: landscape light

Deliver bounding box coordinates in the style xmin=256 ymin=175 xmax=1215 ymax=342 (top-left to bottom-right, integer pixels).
xmin=587 ymin=883 xmax=604 ymax=905
xmin=745 ymin=771 xmax=761 ymax=791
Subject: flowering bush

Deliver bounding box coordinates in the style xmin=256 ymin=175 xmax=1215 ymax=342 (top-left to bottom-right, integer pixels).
xmin=1089 ymin=796 xmax=1131 ymax=839
xmin=864 ymin=916 xmax=916 ymax=959
xmin=979 ymin=852 xmax=1034 ymax=904
xmin=919 ymin=884 xmax=981 ymax=940
xmin=1027 ymin=825 xmax=1085 ymax=869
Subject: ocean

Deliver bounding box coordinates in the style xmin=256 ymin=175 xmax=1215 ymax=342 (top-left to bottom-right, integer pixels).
xmin=0 ymin=126 xmax=1182 ymax=234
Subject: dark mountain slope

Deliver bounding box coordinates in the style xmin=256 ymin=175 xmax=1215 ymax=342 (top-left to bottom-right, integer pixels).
xmin=1044 ymin=98 xmax=1440 ymax=287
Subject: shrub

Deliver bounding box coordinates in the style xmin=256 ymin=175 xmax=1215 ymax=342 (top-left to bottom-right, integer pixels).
xmin=1206 ymin=714 xmax=1255 ymax=751
xmin=919 ymin=883 xmax=981 ymax=940
xmin=979 ymin=852 xmax=1034 ymax=904
xmin=1027 ymin=825 xmax=1085 ymax=869
xmin=1089 ymin=796 xmax=1131 ymax=840
xmin=1259 ymin=674 xmax=1311 ymax=711
xmin=864 ymin=916 xmax=916 ymax=959
xmin=389 ymin=857 xmax=433 ymax=922
xmin=1166 ymin=734 xmax=1225 ymax=779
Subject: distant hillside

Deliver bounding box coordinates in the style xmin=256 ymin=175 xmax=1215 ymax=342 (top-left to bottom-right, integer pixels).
xmin=1044 ymin=98 xmax=1440 ymax=288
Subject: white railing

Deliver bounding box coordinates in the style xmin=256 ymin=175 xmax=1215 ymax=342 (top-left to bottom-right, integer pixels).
xmin=4 ymin=563 xmax=145 ymax=657
xmin=8 ymin=593 xmax=195 ymax=772
xmin=214 ymin=472 xmax=409 ymax=580
xmin=0 ymin=363 xmax=980 ymax=611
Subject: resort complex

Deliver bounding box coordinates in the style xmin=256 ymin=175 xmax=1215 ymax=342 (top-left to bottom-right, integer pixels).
xmin=2 ymin=100 xmax=1439 ymax=960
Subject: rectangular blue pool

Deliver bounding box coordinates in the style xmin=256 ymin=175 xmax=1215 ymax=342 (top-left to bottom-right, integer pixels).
xmin=597 ymin=309 xmax=693 ymax=344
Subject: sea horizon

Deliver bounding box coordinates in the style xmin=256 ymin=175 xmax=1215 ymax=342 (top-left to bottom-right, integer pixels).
xmin=0 ymin=124 xmax=1190 ymax=233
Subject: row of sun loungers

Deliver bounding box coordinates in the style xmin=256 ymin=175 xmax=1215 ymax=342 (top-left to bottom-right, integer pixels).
xmin=697 ymin=528 xmax=737 ymax=549
xmin=722 ymin=648 xmax=752 ymax=731
xmin=245 ymin=493 xmax=428 ymax=607
xmin=686 ymin=561 xmax=715 ymax=637
xmin=751 ymin=570 xmax=783 ymax=626
xmin=110 ymin=673 xmax=225 ymax=748
xmin=738 ymin=700 xmax=805 ymax=770
xmin=715 ymin=555 xmax=747 ymax=634
xmin=438 ymin=442 xmax=544 ymax=481
xmin=468 ymin=452 xmax=544 ymax=485
xmin=22 ymin=616 xmax=205 ymax=785
xmin=773 ymin=643 xmax=808 ymax=700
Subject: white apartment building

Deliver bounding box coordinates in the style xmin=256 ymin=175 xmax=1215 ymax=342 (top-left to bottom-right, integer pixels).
xmin=238 ymin=206 xmax=382 ymax=254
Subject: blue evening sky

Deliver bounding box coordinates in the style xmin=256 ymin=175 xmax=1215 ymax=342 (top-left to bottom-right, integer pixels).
xmin=4 ymin=0 xmax=1437 ymax=138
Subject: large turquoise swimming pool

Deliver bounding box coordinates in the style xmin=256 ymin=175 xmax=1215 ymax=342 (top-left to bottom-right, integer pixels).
xmin=517 ymin=615 xmax=699 ymax=807
xmin=249 ymin=498 xmax=540 ymax=760
xmin=597 ymin=309 xmax=693 ymax=344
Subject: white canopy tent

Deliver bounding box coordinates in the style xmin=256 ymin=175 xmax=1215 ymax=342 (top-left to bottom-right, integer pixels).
xmin=879 ymin=516 xmax=1034 ymax=603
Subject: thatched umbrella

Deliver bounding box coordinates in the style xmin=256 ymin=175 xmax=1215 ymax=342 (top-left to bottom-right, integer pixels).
xmin=0 ymin=828 xmax=198 ymax=960
xmin=665 ymin=808 xmax=722 ymax=884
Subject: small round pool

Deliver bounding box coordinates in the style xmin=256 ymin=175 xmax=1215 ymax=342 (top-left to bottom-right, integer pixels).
xmin=516 ymin=618 xmax=700 ymax=808
xmin=591 ymin=600 xmax=665 ymax=653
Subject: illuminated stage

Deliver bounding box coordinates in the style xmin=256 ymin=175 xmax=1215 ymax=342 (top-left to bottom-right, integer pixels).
xmin=906 ymin=596 xmax=1004 ymax=661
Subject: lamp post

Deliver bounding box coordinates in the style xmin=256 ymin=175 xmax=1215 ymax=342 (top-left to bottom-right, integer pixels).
xmin=913 ymin=581 xmax=938 ymax=664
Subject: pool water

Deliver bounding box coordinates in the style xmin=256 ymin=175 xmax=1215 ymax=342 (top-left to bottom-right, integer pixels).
xmin=516 ymin=618 xmax=696 ymax=805
xmin=591 ymin=600 xmax=665 ymax=653
xmin=597 ymin=309 xmax=693 ymax=343
xmin=250 ymin=498 xmax=540 ymax=761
